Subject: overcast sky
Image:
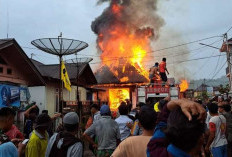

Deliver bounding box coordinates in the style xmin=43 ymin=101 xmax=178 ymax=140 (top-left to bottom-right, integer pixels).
xmin=0 ymin=0 xmax=232 ymax=80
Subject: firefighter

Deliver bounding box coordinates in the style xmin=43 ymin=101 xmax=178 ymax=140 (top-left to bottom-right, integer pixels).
xmin=149 ymin=62 xmax=159 ymax=87
xmin=159 ymin=58 xmax=169 ymax=86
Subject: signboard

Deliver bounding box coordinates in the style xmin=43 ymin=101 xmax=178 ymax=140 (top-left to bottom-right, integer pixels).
xmin=20 ymin=89 xmax=27 ymax=102
xmin=207 ymin=87 xmax=214 ymax=95
xmin=0 ymin=84 xmax=20 ymax=108
xmin=66 ymin=101 xmax=77 ymax=106
xmin=146 ymin=87 xmax=169 ymax=94
xmin=138 ymin=88 xmax=145 ymax=96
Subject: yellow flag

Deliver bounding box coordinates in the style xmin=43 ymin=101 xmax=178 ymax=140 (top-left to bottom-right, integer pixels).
xmin=61 ymin=61 xmax=71 ymax=91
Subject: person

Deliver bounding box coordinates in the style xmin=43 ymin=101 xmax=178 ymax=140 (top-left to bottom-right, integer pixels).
xmin=159 ymin=58 xmax=169 ymax=86
xmin=46 ymin=112 xmax=83 ymax=157
xmin=0 ymin=107 xmax=24 ymax=140
xmin=91 ymin=104 xmax=101 ymax=123
xmin=112 ymin=106 xmax=157 ymax=157
xmin=147 ymin=99 xmax=206 ymax=157
xmin=24 ymin=104 xmax=39 ymax=139
xmin=130 ymin=102 xmax=146 ymax=136
xmin=205 ymin=102 xmax=228 ymax=157
xmin=222 ymin=105 xmax=232 ymax=157
xmin=25 ymin=113 xmax=52 ymax=157
xmin=154 ymin=99 xmax=169 ymax=113
xmin=56 ymin=107 xmax=72 ymax=133
xmin=218 ymin=103 xmax=226 ymax=114
xmin=0 ymin=135 xmax=18 ymax=157
xmin=115 ymin=102 xmax=133 ymax=141
xmin=83 ymin=105 xmax=121 ymax=157
xmin=149 ymin=62 xmax=159 ymax=86
xmin=126 ymin=99 xmax=132 ymax=113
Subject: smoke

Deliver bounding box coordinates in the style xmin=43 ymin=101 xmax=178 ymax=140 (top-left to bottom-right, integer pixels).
xmin=92 ymin=0 xmax=165 ymax=43
xmin=92 ymin=0 xmax=193 ymax=83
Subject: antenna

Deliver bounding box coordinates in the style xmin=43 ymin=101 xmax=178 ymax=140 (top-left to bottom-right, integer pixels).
xmin=6 ymin=2 xmax=9 ymax=38
xmin=31 ymin=53 xmax=35 ymax=59
xmin=58 ymin=32 xmax=62 ymax=38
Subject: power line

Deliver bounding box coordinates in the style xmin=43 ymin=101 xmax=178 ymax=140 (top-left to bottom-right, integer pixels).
xmin=207 ymin=42 xmax=224 ymax=77
xmin=226 ymin=25 xmax=232 ymax=33
xmin=167 ymin=54 xmax=226 ymax=65
xmin=148 ymin=35 xmax=222 ymax=54
xmin=209 ymin=61 xmax=227 ymax=80
xmin=22 ymin=35 xmax=222 ymax=59
xmin=192 ymin=50 xmax=217 ymax=77
xmin=89 ymin=38 xmax=223 ymax=64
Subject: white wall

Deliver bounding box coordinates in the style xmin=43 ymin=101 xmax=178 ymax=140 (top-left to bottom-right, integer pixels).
xmin=29 ymin=84 xmax=88 ymax=116
xmin=28 ymin=86 xmax=46 ymax=114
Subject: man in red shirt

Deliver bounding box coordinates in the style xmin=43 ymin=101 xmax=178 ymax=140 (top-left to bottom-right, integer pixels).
xmin=159 ymin=58 xmax=169 ymax=86
xmin=0 ymin=107 xmax=24 ymax=140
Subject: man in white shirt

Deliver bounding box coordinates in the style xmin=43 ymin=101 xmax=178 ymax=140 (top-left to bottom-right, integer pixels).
xmin=115 ymin=102 xmax=133 ymax=141
xmin=206 ymin=102 xmax=227 ymax=157
xmin=91 ymin=104 xmax=101 ymax=123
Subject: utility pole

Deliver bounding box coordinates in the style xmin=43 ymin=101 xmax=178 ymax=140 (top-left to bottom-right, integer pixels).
xmin=220 ymin=33 xmax=232 ymax=96
xmin=202 ymin=33 xmax=232 ymax=96
xmin=226 ymin=33 xmax=232 ymax=94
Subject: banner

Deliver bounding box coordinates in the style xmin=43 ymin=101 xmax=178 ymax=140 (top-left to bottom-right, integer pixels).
xmin=0 ymin=84 xmax=20 ymax=108
xmin=61 ymin=61 xmax=72 ymax=91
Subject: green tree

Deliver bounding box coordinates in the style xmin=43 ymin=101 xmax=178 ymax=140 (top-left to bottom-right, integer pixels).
xmin=219 ymin=84 xmax=229 ymax=94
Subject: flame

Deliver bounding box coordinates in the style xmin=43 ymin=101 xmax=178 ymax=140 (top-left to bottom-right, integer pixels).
xmin=112 ymin=3 xmax=123 ymax=15
xmin=180 ymin=80 xmax=189 ymax=92
xmin=98 ymin=3 xmax=153 ymax=82
xmin=109 ymin=88 xmax=130 ymax=110
xmin=120 ymin=77 xmax=129 ymax=82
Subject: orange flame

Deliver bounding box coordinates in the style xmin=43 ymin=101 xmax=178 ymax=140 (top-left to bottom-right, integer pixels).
xmin=112 ymin=4 xmax=123 ymax=15
xmin=98 ymin=3 xmax=153 ymax=82
xmin=109 ymin=88 xmax=130 ymax=110
xmin=180 ymin=80 xmax=189 ymax=92
xmin=120 ymin=77 xmax=129 ymax=82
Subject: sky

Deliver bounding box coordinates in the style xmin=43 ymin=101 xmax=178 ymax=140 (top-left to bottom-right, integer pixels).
xmin=0 ymin=0 xmax=232 ymax=80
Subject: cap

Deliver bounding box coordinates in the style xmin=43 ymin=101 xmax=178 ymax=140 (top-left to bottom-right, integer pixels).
xmin=63 ymin=112 xmax=79 ymax=125
xmin=100 ymin=105 xmax=110 ymax=114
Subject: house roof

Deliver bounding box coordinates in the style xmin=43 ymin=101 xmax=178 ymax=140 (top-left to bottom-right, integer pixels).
xmin=31 ymin=59 xmax=97 ymax=85
xmin=95 ymin=64 xmax=148 ymax=84
xmin=0 ymin=39 xmax=46 ymax=86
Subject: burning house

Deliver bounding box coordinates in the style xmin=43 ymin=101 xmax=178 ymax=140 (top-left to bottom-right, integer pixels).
xmin=91 ymin=0 xmax=166 ymax=110
xmin=94 ymin=63 xmax=149 ymax=110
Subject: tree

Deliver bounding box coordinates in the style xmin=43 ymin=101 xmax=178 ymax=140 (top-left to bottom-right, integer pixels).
xmin=219 ymin=84 xmax=229 ymax=94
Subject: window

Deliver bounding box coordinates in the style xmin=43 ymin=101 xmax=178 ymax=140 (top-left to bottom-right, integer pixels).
xmin=0 ymin=67 xmax=3 ymax=73
xmin=0 ymin=56 xmax=7 ymax=65
xmin=7 ymin=68 xmax=12 ymax=75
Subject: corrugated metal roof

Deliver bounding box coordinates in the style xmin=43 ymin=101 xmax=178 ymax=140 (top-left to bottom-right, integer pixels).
xmin=31 ymin=59 xmax=86 ymax=80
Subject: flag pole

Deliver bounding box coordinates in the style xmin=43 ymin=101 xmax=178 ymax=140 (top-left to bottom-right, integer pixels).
xmin=59 ymin=33 xmax=63 ymax=113
xmin=59 ymin=56 xmax=63 ymax=113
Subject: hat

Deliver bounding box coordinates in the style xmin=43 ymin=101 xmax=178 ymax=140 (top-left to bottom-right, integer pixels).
xmin=100 ymin=105 xmax=110 ymax=114
xmin=63 ymin=112 xmax=79 ymax=125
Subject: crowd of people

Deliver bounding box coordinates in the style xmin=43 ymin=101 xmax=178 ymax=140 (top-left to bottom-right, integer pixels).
xmin=0 ymin=96 xmax=232 ymax=157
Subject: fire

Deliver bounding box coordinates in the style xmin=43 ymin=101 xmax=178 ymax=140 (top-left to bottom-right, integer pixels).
xmin=98 ymin=3 xmax=153 ymax=82
xmin=112 ymin=3 xmax=122 ymax=15
xmin=179 ymin=80 xmax=189 ymax=92
xmin=109 ymin=88 xmax=130 ymax=110
xmin=120 ymin=77 xmax=129 ymax=82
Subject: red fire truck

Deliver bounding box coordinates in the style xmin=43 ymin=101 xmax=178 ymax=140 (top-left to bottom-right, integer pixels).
xmin=135 ymin=84 xmax=181 ymax=104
